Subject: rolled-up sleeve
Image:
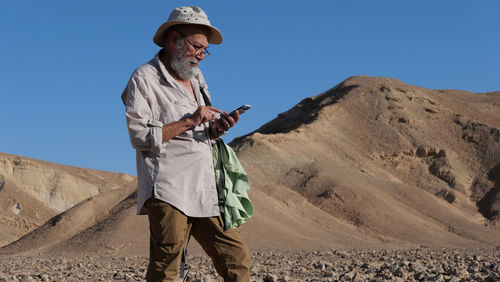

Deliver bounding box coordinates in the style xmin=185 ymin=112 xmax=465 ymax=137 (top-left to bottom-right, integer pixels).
xmin=123 ymin=75 xmax=164 ymax=155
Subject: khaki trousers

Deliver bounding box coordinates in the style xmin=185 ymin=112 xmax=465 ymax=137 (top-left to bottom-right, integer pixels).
xmin=144 ymin=198 xmax=251 ymax=282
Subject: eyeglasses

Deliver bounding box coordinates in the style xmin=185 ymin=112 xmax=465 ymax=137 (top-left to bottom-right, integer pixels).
xmin=175 ymin=30 xmax=210 ymax=57
xmin=184 ymin=37 xmax=210 ymax=57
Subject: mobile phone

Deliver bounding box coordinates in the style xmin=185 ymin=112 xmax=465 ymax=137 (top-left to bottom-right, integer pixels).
xmin=230 ymin=104 xmax=252 ymax=116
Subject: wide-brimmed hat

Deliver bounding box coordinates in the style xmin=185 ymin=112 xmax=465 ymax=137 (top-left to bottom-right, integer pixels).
xmin=153 ymin=6 xmax=223 ymax=47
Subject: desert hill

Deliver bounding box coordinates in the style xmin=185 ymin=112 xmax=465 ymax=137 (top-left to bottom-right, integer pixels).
xmin=0 ymin=153 xmax=134 ymax=248
xmin=231 ymin=76 xmax=500 ymax=245
xmin=1 ymin=76 xmax=500 ymax=256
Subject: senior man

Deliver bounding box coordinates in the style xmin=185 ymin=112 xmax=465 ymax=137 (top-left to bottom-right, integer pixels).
xmin=121 ymin=6 xmax=251 ymax=282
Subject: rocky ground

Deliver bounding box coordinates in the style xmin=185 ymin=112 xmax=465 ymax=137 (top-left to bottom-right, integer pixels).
xmin=0 ymin=247 xmax=499 ymax=281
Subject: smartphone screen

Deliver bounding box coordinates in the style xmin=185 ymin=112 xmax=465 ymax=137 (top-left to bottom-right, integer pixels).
xmin=232 ymin=104 xmax=251 ymax=115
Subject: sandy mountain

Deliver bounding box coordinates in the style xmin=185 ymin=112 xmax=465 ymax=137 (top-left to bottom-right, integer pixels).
xmin=0 ymin=153 xmax=134 ymax=247
xmin=2 ymin=76 xmax=500 ymax=256
xmin=231 ymin=76 xmax=500 ymax=246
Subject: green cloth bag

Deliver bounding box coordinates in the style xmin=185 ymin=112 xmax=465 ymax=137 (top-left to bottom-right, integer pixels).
xmin=212 ymin=139 xmax=253 ymax=230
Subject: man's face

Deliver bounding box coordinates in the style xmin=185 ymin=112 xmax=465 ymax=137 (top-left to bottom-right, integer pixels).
xmin=168 ymin=28 xmax=209 ymax=80
xmin=182 ymin=33 xmax=209 ymax=66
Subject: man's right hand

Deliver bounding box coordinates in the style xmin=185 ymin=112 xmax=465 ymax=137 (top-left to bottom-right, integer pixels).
xmin=186 ymin=106 xmax=221 ymax=128
xmin=161 ymin=106 xmax=221 ymax=143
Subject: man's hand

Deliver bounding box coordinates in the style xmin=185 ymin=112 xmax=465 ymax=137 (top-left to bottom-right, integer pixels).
xmin=186 ymin=106 xmax=221 ymax=127
xmin=162 ymin=106 xmax=221 ymax=143
xmin=215 ymin=110 xmax=239 ymax=134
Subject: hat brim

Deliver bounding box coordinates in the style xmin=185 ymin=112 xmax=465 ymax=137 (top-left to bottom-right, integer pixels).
xmin=153 ymin=21 xmax=223 ymax=47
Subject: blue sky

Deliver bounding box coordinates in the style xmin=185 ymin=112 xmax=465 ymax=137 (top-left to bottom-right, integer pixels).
xmin=1 ymin=1 xmax=498 ymax=175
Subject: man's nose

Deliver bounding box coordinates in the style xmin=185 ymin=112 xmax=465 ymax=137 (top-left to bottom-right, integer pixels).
xmin=195 ymin=52 xmax=204 ymax=60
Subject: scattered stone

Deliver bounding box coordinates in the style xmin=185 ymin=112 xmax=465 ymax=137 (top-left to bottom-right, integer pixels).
xmin=438 ymin=149 xmax=446 ymax=157
xmin=428 ymin=147 xmax=438 ymax=156
xmin=263 ymin=274 xmax=278 ymax=282
xmin=313 ymin=261 xmax=325 ymax=270
xmin=430 ymin=273 xmax=444 ymax=281
xmin=393 ymin=266 xmax=404 ymax=278
xmin=352 ymin=272 xmax=366 ymax=282
xmin=321 ymin=271 xmax=333 ymax=277
xmin=425 ymin=108 xmax=439 ymax=114
xmin=416 ymin=146 xmax=430 ymax=157
xmin=341 ymin=270 xmax=356 ymax=280
xmin=0 ymin=248 xmax=498 ymax=281
xmin=398 ymin=117 xmax=410 ymax=123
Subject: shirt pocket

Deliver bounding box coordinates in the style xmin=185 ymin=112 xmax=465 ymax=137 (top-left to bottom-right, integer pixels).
xmin=158 ymin=97 xmax=192 ymax=123
xmin=173 ymin=97 xmax=197 ymax=119
xmin=173 ymin=97 xmax=198 ymax=139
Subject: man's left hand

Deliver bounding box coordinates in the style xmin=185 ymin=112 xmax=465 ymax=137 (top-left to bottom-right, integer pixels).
xmin=215 ymin=111 xmax=239 ymax=134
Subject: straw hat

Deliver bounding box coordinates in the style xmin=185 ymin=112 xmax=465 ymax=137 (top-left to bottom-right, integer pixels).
xmin=153 ymin=6 xmax=223 ymax=47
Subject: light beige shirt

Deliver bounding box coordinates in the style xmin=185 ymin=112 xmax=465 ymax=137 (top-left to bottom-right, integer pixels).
xmin=122 ymin=52 xmax=219 ymax=217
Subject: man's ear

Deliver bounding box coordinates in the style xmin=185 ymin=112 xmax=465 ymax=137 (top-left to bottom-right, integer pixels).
xmin=164 ymin=29 xmax=182 ymax=49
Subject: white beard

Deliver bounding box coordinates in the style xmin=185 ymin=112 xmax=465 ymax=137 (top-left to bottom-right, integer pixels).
xmin=170 ymin=39 xmax=200 ymax=80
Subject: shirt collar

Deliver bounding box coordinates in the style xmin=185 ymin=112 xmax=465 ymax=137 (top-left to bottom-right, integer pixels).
xmin=154 ymin=51 xmax=177 ymax=88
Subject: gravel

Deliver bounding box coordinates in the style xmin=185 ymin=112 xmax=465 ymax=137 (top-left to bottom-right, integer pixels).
xmin=0 ymin=247 xmax=499 ymax=281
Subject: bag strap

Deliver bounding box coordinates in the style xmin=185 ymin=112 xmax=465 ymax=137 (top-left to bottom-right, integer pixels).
xmin=215 ymin=139 xmax=227 ymax=214
xmin=200 ymin=86 xmax=216 ymax=137
xmin=200 ymin=86 xmax=211 ymax=106
xmin=179 ymin=232 xmax=192 ymax=280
